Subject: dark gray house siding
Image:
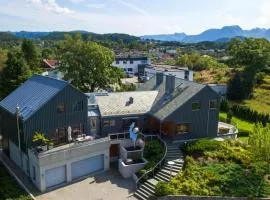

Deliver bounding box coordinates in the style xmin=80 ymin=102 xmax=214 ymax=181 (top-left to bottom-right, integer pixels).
xmin=23 ymin=85 xmax=88 ymax=148
xmin=0 ymin=107 xmax=20 ymax=151
xmin=165 ymin=86 xmax=220 ymax=140
xmin=100 ymin=114 xmax=149 ymax=136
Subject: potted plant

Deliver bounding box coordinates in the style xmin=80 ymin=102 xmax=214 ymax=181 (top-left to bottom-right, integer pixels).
xmin=47 ymin=141 xmax=54 ymax=150
xmin=32 ymin=132 xmax=49 ymax=151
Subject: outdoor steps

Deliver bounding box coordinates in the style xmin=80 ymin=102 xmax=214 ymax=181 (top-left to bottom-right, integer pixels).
xmin=134 ymin=142 xmax=185 ymax=200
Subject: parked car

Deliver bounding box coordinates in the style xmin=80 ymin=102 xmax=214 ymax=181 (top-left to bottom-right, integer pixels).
xmin=126 ymin=72 xmax=134 ymax=78
xmin=138 ymin=75 xmax=149 ymax=83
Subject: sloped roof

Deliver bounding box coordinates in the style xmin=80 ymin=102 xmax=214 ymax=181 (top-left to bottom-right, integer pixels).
xmin=0 ymin=75 xmax=68 ymax=120
xmin=43 ymin=59 xmax=58 ymax=69
xmin=137 ymin=75 xmax=206 ymax=121
xmin=95 ymin=91 xmax=158 ymax=116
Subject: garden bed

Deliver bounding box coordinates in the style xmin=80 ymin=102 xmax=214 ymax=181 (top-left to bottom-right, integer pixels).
xmin=156 ymin=139 xmax=270 ymax=198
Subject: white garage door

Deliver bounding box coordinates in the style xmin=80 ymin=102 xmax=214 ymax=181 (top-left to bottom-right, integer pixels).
xmin=45 ymin=165 xmax=66 ymax=189
xmin=71 ymin=154 xmax=104 ymax=180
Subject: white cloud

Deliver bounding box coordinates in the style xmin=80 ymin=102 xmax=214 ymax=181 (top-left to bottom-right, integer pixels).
xmin=27 ymin=0 xmax=74 ymax=14
xmin=111 ymin=0 xmax=149 ymax=16
xmin=87 ymin=3 xmax=105 ymax=9
xmin=68 ymin=0 xmax=85 ymax=3
xmin=257 ymin=1 xmax=270 ymax=26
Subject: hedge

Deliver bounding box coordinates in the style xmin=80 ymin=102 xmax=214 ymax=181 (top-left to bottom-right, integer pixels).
xmin=220 ymin=99 xmax=270 ymax=126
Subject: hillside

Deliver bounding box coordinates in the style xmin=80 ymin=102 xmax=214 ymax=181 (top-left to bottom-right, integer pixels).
xmin=243 ymin=75 xmax=270 ymax=114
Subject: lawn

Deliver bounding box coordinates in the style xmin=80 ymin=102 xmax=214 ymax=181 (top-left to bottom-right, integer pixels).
xmin=156 ymin=139 xmax=270 ymax=197
xmin=0 ymin=164 xmax=32 ymax=200
xmin=243 ymin=75 xmax=270 ymax=114
xmin=219 ymin=112 xmax=255 ymax=142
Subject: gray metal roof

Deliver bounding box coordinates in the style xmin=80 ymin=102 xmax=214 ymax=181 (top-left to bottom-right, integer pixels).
xmin=95 ymin=91 xmax=158 ymax=116
xmin=137 ymin=75 xmax=206 ymax=121
xmin=0 ymin=75 xmax=68 ymax=120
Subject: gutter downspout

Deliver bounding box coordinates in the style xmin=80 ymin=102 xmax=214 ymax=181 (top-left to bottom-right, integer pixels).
xmin=16 ymin=105 xmax=22 ymax=168
xmin=206 ymin=106 xmax=210 ymax=137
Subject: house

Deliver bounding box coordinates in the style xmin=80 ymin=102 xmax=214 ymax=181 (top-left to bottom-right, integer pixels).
xmin=112 ymin=55 xmax=151 ymax=75
xmin=136 ymin=73 xmax=220 ymax=140
xmin=142 ymin=64 xmax=193 ymax=81
xmin=42 ymin=59 xmax=58 ymax=71
xmin=0 ymin=73 xmax=220 ymax=192
xmin=0 ymin=75 xmax=110 ymax=191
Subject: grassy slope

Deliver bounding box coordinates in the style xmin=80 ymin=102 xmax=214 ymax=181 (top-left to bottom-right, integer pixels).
xmin=243 ymin=75 xmax=270 ymax=114
xmin=219 ymin=112 xmax=254 ymax=142
xmin=0 ymin=164 xmax=31 ymax=200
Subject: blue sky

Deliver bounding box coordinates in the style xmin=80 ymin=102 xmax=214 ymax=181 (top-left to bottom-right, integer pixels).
xmin=0 ymin=0 xmax=270 ymax=35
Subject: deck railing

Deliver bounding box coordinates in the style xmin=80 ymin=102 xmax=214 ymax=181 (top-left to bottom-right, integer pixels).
xmin=135 ymin=133 xmax=167 ymax=189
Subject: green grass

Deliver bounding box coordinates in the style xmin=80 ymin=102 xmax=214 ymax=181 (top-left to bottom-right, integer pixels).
xmin=0 ymin=164 xmax=32 ymax=200
xmin=243 ymin=75 xmax=270 ymax=114
xmin=219 ymin=112 xmax=255 ymax=142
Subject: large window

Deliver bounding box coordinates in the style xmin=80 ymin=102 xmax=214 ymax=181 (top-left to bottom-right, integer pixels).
xmin=57 ymin=103 xmax=65 ymax=113
xmin=192 ymin=102 xmax=201 ymax=111
xmin=72 ymin=124 xmax=83 ymax=138
xmin=73 ymin=101 xmax=83 ymax=112
xmin=130 ymin=60 xmax=134 ymax=64
xmin=123 ymin=60 xmax=127 ymax=64
xmin=209 ymin=100 xmax=217 ymax=109
xmin=104 ymin=120 xmax=115 ymax=127
xmin=128 ymin=68 xmax=133 ymax=72
xmin=176 ymin=123 xmax=190 ymax=134
xmin=116 ymin=60 xmax=119 ymax=64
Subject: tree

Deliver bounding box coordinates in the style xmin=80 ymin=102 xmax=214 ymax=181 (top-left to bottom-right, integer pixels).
xmin=227 ymin=72 xmax=244 ymax=100
xmin=21 ymin=39 xmax=41 ymax=71
xmin=248 ymin=123 xmax=270 ymax=162
xmin=228 ymin=38 xmax=270 ymax=73
xmin=0 ymin=50 xmax=32 ymax=98
xmin=58 ymin=34 xmax=122 ymax=92
xmin=0 ymin=48 xmax=7 ymax=72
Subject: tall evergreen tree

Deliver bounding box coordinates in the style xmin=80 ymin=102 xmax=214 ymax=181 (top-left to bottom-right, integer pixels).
xmin=227 ymin=72 xmax=244 ymax=100
xmin=21 ymin=39 xmax=41 ymax=71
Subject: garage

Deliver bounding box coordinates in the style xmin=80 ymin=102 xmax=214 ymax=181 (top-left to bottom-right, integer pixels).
xmin=71 ymin=154 xmax=104 ymax=180
xmin=45 ymin=165 xmax=66 ymax=189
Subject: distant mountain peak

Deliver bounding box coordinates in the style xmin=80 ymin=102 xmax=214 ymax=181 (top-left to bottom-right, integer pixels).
xmin=140 ymin=25 xmax=270 ymax=43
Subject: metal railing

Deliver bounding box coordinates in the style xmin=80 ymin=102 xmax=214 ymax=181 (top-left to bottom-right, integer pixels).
xmin=135 ymin=133 xmax=167 ymax=189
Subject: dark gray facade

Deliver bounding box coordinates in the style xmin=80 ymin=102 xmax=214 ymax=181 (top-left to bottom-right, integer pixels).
xmin=0 ymin=83 xmax=88 ymax=153
xmin=100 ymin=114 xmax=149 ymax=136
xmin=164 ymin=86 xmax=220 ymax=140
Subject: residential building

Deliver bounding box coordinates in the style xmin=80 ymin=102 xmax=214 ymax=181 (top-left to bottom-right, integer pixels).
xmin=0 ymin=75 xmax=109 ymax=191
xmin=142 ymin=64 xmax=193 ymax=81
xmin=42 ymin=59 xmax=58 ymax=71
xmin=112 ymin=56 xmax=151 ymax=75
xmin=0 ymin=73 xmax=220 ymax=192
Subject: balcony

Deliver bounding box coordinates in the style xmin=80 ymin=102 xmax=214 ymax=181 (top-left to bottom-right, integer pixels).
xmin=28 ymin=136 xmax=111 ymax=167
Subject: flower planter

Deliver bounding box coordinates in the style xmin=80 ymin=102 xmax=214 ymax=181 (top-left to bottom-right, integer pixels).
xmin=41 ymin=144 xmax=47 ymax=151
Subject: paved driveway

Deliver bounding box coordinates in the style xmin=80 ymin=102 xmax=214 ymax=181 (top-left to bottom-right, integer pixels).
xmin=36 ymin=169 xmax=136 ymax=200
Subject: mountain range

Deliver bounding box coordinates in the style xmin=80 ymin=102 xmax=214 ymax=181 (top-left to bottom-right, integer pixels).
xmin=141 ymin=26 xmax=270 ymax=43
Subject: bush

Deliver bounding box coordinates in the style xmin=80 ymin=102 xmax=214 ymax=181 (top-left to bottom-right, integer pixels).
xmin=155 ymin=181 xmax=176 ymax=196
xmin=183 ymin=139 xmax=221 ymax=155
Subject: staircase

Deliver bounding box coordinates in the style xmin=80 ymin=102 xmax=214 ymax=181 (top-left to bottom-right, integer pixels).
xmin=134 ymin=142 xmax=184 ymax=200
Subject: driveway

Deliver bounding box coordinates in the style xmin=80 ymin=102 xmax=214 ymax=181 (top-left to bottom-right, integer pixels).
xmin=36 ymin=169 xmax=136 ymax=200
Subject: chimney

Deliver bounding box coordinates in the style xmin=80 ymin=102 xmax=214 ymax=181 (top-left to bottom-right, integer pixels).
xmin=156 ymin=72 xmax=164 ymax=86
xmin=165 ymin=74 xmax=175 ymax=94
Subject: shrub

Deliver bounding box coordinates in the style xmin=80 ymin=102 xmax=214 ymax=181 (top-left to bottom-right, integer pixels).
xmin=183 ymin=139 xmax=221 ymax=155
xmin=155 ymin=181 xmax=176 ymax=196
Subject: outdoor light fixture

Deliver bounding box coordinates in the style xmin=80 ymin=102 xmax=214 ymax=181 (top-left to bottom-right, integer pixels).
xmin=167 ymin=161 xmax=175 ymax=178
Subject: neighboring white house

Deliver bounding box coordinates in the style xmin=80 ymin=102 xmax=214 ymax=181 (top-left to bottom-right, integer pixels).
xmin=112 ymin=56 xmax=151 ymax=74
xmin=144 ymin=64 xmax=193 ymax=81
